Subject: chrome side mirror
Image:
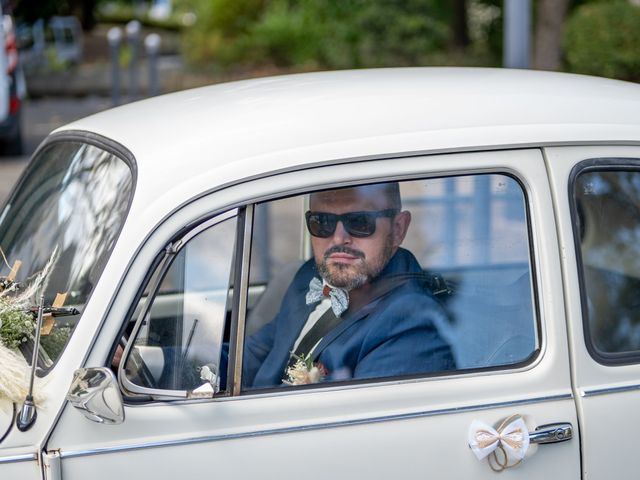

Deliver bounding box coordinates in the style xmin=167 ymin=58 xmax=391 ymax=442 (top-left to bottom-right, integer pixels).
xmin=66 ymin=367 xmax=124 ymax=425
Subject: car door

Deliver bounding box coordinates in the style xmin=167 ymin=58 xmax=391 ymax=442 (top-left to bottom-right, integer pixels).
xmin=46 ymin=149 xmax=580 ymax=479
xmin=545 ymin=145 xmax=640 ymax=479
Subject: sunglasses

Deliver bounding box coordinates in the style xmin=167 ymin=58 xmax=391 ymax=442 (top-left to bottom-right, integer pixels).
xmin=305 ymin=209 xmax=398 ymax=238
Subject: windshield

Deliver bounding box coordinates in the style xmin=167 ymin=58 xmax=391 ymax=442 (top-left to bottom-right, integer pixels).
xmin=0 ymin=140 xmax=134 ymax=369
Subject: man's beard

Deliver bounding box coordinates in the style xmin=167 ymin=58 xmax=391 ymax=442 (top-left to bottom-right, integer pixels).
xmin=317 ymin=238 xmax=394 ymax=291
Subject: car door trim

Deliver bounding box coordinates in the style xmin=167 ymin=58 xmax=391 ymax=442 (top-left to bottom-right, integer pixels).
xmin=580 ymin=383 xmax=640 ymax=397
xmin=0 ymin=453 xmax=38 ymax=464
xmin=57 ymin=392 xmax=572 ymax=460
xmin=227 ymin=205 xmax=253 ymax=395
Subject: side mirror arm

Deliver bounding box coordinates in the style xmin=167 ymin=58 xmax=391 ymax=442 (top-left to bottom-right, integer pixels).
xmin=66 ymin=367 xmax=125 ymax=424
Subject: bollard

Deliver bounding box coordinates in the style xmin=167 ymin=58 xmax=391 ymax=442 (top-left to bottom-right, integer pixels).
xmin=107 ymin=27 xmax=122 ymax=106
xmin=125 ymin=20 xmax=141 ymax=100
xmin=144 ymin=33 xmax=161 ymax=97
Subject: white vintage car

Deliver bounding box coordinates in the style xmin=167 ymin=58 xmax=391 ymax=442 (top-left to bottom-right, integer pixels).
xmin=1 ymin=68 xmax=639 ymax=479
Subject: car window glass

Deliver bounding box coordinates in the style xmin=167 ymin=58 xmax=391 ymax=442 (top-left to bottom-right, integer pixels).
xmin=123 ymin=215 xmax=237 ymax=393
xmin=573 ymin=169 xmax=640 ymax=356
xmin=0 ymin=141 xmax=133 ymax=369
xmin=247 ymin=196 xmax=306 ymax=336
xmin=242 ymin=174 xmax=538 ymax=391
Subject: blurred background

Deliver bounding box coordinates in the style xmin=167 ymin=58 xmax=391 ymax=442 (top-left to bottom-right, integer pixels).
xmin=1 ymin=0 xmax=640 ymax=201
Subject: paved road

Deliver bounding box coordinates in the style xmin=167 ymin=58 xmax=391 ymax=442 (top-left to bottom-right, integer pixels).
xmin=0 ymin=96 xmax=111 ymax=203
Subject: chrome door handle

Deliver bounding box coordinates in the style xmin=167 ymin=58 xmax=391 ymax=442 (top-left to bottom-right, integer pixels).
xmin=529 ymin=423 xmax=573 ymax=444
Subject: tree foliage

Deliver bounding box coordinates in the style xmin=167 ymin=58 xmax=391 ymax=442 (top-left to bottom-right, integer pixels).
xmin=564 ymin=0 xmax=640 ymax=81
xmin=533 ymin=0 xmax=570 ymax=71
xmin=182 ymin=0 xmax=476 ymax=70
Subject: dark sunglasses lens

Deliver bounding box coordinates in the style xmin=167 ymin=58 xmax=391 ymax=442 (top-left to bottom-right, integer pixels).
xmin=307 ymin=213 xmax=336 ymax=238
xmin=344 ymin=213 xmax=376 ymax=237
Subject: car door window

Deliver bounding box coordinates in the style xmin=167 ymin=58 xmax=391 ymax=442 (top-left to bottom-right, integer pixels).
xmin=242 ymin=174 xmax=539 ymax=391
xmin=121 ymin=213 xmax=237 ymax=395
xmin=572 ymin=165 xmax=640 ymax=360
xmin=119 ymin=173 xmax=539 ymax=398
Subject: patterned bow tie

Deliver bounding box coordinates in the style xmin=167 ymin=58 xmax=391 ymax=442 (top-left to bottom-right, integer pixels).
xmin=305 ymin=277 xmax=349 ymax=317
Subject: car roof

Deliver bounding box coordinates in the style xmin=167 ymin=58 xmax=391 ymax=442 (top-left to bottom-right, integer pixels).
xmin=56 ymin=67 xmax=640 ymax=210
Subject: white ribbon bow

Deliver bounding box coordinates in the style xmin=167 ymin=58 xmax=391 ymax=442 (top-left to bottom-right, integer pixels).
xmin=305 ymin=277 xmax=349 ymax=317
xmin=468 ymin=416 xmax=530 ymax=462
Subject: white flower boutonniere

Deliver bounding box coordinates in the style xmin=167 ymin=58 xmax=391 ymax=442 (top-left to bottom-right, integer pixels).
xmin=284 ymin=353 xmax=328 ymax=386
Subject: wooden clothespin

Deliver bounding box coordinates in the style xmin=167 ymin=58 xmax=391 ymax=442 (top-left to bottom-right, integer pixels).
xmin=6 ymin=260 xmax=22 ymax=281
xmin=1 ymin=259 xmax=22 ymax=292
xmin=41 ymin=292 xmax=68 ymax=336
xmin=52 ymin=293 xmax=68 ymax=309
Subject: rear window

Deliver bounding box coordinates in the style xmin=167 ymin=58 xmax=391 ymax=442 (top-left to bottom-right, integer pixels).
xmin=572 ymin=164 xmax=640 ymax=361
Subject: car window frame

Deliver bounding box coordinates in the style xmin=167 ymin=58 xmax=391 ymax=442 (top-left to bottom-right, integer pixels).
xmin=118 ymin=207 xmax=240 ymax=400
xmin=235 ymin=171 xmax=542 ymax=395
xmin=569 ymin=157 xmax=640 ymax=366
xmin=116 ymin=167 xmax=544 ymax=403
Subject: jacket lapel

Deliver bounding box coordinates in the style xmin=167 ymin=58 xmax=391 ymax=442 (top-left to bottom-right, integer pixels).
xmin=281 ymin=301 xmax=315 ymax=347
xmin=311 ymin=297 xmax=382 ymax=360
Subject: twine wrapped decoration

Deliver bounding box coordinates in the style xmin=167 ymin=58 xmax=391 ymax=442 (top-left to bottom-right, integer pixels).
xmin=468 ymin=414 xmax=530 ymax=472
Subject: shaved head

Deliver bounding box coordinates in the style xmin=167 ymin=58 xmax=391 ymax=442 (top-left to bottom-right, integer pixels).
xmin=310 ymin=182 xmax=401 ymax=212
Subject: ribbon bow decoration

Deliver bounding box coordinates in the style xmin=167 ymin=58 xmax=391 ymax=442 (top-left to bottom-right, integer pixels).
xmin=305 ymin=277 xmax=349 ymax=317
xmin=468 ymin=415 xmax=530 ymax=471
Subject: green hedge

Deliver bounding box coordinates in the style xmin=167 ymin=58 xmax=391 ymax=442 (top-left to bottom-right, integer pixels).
xmin=182 ymin=0 xmax=451 ymax=70
xmin=564 ymin=1 xmax=640 ymax=81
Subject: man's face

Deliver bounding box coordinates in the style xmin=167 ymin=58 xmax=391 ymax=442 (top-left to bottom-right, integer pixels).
xmin=308 ymin=186 xmax=411 ymax=291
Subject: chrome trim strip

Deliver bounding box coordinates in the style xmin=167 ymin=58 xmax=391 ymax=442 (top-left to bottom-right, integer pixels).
xmin=0 ymin=453 xmax=38 ymax=464
xmin=59 ymin=392 xmax=572 ymax=460
xmin=231 ymin=205 xmax=253 ymax=394
xmin=174 ymin=208 xmax=238 ymax=249
xmin=581 ymin=383 xmax=640 ymax=397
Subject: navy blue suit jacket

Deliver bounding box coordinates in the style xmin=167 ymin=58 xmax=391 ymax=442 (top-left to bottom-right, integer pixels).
xmin=243 ymin=248 xmax=455 ymax=388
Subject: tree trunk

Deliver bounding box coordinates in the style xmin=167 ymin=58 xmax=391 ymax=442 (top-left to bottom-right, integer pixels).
xmin=452 ymin=0 xmax=470 ymax=49
xmin=68 ymin=0 xmax=98 ymax=30
xmin=533 ymin=0 xmax=571 ymax=70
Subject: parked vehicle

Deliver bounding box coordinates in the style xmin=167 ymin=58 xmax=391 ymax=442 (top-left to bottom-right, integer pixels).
xmin=1 ymin=68 xmax=640 ymax=479
xmin=0 ymin=0 xmax=24 ymax=156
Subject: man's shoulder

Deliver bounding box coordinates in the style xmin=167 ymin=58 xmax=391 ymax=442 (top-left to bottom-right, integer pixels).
xmin=371 ymin=257 xmax=447 ymax=325
xmin=355 ymin=280 xmax=447 ymax=350
xmin=380 ymin=247 xmax=423 ymax=277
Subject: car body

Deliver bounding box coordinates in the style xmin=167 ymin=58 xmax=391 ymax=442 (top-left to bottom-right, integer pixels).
xmin=1 ymin=67 xmax=640 ymax=479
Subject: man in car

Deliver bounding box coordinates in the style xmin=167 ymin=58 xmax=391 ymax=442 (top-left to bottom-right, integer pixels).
xmin=242 ymin=182 xmax=455 ymax=388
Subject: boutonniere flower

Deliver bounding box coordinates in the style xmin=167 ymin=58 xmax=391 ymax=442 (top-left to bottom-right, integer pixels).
xmin=285 ymin=353 xmax=328 ymax=386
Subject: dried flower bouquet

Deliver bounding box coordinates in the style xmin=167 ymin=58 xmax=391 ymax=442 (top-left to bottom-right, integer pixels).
xmin=0 ymin=247 xmax=58 ymax=404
